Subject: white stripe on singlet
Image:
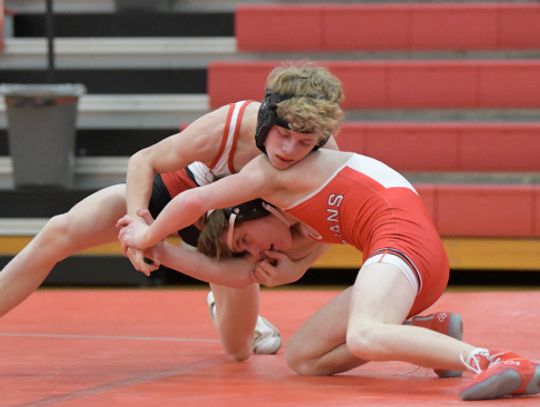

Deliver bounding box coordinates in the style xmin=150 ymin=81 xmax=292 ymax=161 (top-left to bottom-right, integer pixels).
xmin=188 ymin=101 xmax=248 ymax=186
xmin=362 ymin=253 xmax=421 ymax=294
xmin=283 ymin=153 xmax=417 ymax=211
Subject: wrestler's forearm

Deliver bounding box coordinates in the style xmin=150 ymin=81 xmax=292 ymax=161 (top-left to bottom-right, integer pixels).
xmin=156 ymin=242 xmax=254 ymax=288
xmin=126 ymin=150 xmax=156 ymax=218
xmin=145 ymin=190 xmax=206 ymax=247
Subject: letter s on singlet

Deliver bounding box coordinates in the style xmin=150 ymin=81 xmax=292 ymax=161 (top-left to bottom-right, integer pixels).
xmin=328 ymin=193 xmax=343 ymax=207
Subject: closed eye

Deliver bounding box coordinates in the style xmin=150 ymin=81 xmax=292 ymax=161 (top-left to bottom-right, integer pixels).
xmin=235 ymin=235 xmax=247 ymax=252
xmin=278 ymin=128 xmax=291 ymax=137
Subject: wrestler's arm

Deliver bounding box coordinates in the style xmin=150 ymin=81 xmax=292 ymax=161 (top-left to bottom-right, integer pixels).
xmin=125 ymin=106 xmax=229 ymax=219
xmin=253 ymin=230 xmax=330 ymax=287
xmin=148 ymin=241 xmax=255 ymax=288
xmin=118 ymin=156 xmax=274 ymax=249
xmin=121 ymin=107 xmax=230 ymax=272
xmin=146 ymin=229 xmax=328 ymax=289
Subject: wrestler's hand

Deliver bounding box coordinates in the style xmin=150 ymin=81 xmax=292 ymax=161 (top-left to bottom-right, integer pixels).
xmin=117 ymin=214 xmax=151 ymax=250
xmin=125 ymin=246 xmax=160 ymax=276
xmin=252 ymin=250 xmax=306 ymax=287
xmin=119 ymin=209 xmax=160 ymax=274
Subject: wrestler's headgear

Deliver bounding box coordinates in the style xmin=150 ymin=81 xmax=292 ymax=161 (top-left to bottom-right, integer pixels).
xmin=255 ymin=90 xmax=331 ymax=154
xmin=208 ymin=198 xmax=290 ymax=251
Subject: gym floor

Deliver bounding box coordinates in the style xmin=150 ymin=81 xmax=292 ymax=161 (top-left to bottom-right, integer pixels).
xmin=1 ymin=287 xmax=538 ymax=406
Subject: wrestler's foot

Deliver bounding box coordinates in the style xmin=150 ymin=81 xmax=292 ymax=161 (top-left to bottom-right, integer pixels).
xmin=460 ymin=349 xmax=540 ymax=400
xmin=406 ymin=312 xmax=464 ymax=378
xmin=206 ymin=291 xmax=282 ymax=355
xmin=252 ymin=314 xmax=282 ymax=354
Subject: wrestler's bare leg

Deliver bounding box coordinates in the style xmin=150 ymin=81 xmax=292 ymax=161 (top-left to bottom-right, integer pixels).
xmin=287 ymin=264 xmax=475 ymax=375
xmin=286 ymin=286 xmax=368 ymax=375
xmin=0 ymin=184 xmax=127 ymax=317
xmin=346 ymin=262 xmax=475 ymax=371
xmin=209 ymin=283 xmax=260 ymax=361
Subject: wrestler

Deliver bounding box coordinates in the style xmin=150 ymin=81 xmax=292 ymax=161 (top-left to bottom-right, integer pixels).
xmin=0 ymin=64 xmax=343 ymax=359
xmin=118 ymin=147 xmax=539 ymax=401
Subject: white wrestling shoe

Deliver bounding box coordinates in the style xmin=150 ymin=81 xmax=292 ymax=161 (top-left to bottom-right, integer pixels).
xmin=206 ymin=291 xmax=282 ymax=355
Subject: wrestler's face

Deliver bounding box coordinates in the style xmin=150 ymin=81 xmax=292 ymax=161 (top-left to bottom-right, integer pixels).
xmin=264 ymin=126 xmax=320 ymax=170
xmin=227 ymin=215 xmax=293 ymax=259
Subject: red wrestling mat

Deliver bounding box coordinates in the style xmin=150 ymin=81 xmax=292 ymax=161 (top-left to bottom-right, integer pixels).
xmin=0 ymin=288 xmax=538 ymax=406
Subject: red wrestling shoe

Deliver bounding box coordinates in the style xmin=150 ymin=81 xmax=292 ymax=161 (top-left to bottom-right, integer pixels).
xmin=460 ymin=349 xmax=540 ymax=400
xmin=406 ymin=312 xmax=464 ymax=378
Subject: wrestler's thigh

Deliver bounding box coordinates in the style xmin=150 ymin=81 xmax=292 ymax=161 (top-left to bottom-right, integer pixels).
xmin=349 ymin=262 xmax=416 ymax=328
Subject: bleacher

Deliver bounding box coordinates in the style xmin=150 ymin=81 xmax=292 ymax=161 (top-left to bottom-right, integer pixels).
xmin=1 ymin=0 xmax=539 ymax=285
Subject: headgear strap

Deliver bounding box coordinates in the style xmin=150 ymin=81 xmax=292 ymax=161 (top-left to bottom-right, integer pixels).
xmin=218 ymin=199 xmax=271 ymax=250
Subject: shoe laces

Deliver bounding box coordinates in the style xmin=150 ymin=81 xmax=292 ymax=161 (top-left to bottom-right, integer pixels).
xmin=461 ymin=348 xmax=505 ymax=375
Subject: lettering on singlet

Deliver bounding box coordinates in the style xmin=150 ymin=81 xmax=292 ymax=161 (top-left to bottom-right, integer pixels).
xmin=326 ymin=193 xmax=347 ymax=243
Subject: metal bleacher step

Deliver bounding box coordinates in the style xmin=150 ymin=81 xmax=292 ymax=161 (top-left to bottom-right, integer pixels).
xmin=0 ymin=152 xmax=536 ymax=193
xmin=0 ymin=150 xmax=537 ymax=202
xmin=0 ymin=218 xmax=47 ymax=235
xmin=0 ymin=37 xmax=237 ymax=69
xmin=0 ymin=156 xmax=127 ymax=189
xmin=0 ymin=94 xmax=209 ymax=129
xmin=3 ymin=37 xmax=540 ymax=70
xmin=3 ymin=94 xmax=540 ymax=131
xmin=5 ymin=0 xmax=116 ymax=13
xmin=4 ymin=0 xmax=293 ymax=13
xmin=7 ymin=0 xmax=540 ymax=14
xmin=4 ymin=0 xmax=247 ymax=13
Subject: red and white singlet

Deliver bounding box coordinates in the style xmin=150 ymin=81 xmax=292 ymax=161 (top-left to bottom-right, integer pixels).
xmin=285 ymin=153 xmax=449 ymax=316
xmin=161 ymin=100 xmax=254 ymax=196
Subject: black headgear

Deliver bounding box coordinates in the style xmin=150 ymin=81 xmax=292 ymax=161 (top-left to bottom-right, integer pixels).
xmin=255 ymin=91 xmax=293 ymax=154
xmin=222 ymin=198 xmax=271 ymax=224
xmin=255 ymin=90 xmax=331 ymax=154
xmin=221 ymin=198 xmax=274 ymax=252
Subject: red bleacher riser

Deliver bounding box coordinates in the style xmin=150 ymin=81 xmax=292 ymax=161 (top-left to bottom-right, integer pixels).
xmin=236 ymin=3 xmax=540 ymax=51
xmin=417 ymin=184 xmax=539 ymax=237
xmin=439 ymin=184 xmax=536 ymax=237
xmin=337 ymin=123 xmax=540 ymax=172
xmin=416 ymin=184 xmax=436 ymax=220
xmin=208 ymin=61 xmax=540 ymax=109
xmin=236 ymin=5 xmax=323 ymax=51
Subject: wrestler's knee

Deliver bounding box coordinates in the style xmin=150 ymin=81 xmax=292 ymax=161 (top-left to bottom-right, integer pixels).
xmin=221 ymin=342 xmax=252 ymax=362
xmin=285 ymin=342 xmax=324 ymax=376
xmin=285 ymin=348 xmax=312 ymax=375
xmin=346 ymin=321 xmax=386 ymax=362
xmin=41 ymin=214 xmax=70 ymax=245
xmin=41 ymin=212 xmax=86 ymax=254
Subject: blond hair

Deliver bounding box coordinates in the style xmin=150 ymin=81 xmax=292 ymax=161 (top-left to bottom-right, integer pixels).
xmin=266 ymin=63 xmax=344 ymax=137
